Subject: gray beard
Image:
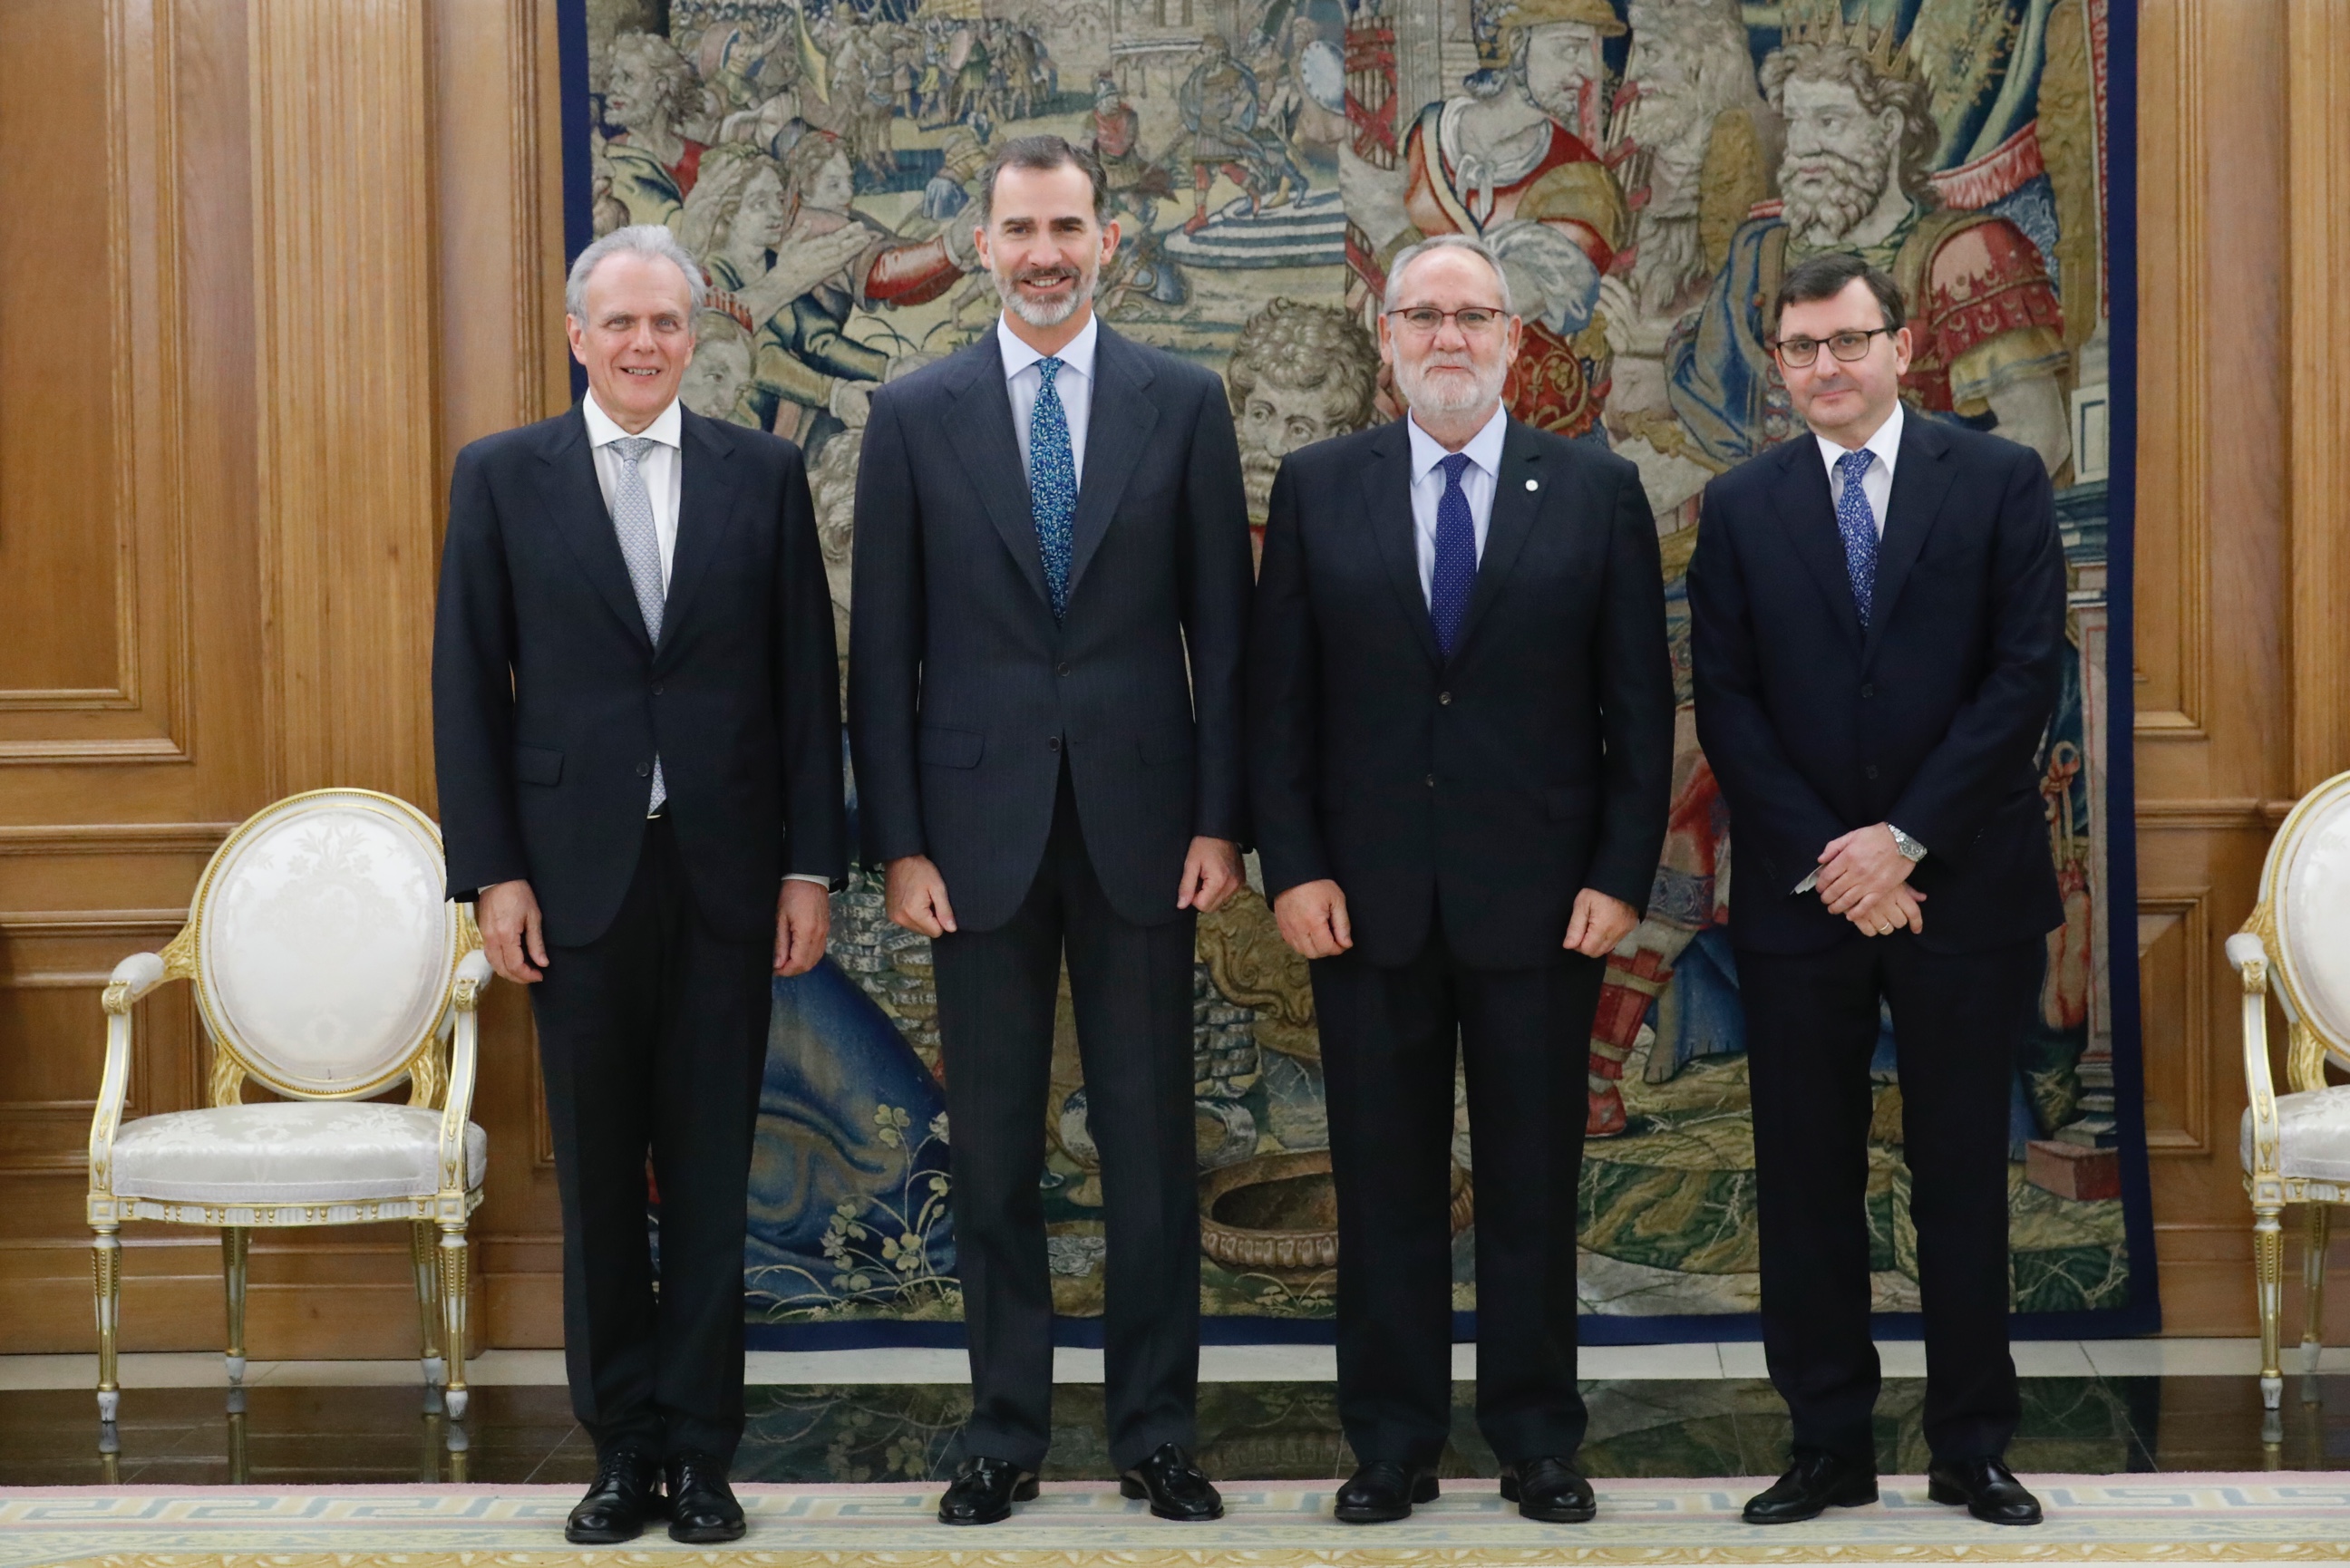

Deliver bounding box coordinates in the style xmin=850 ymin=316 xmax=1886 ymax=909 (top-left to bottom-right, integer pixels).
xmin=1781 ymin=150 xmax=1889 ymax=245
xmin=995 ymin=265 xmax=1096 ymax=327
xmin=1629 ymin=213 xmax=1705 ymax=316
xmin=1396 ymin=357 xmax=1507 ymax=416
xmin=1241 ymin=446 xmax=1283 ymax=519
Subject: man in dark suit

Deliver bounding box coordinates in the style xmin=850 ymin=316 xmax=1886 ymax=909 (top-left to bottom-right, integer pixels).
xmin=1248 ymin=233 xmax=1675 ymax=1525
xmin=847 ymin=135 xmax=1252 ymax=1527
xmin=433 ymin=226 xmax=846 ymax=1546
xmin=1687 ymin=253 xmax=2065 ymax=1529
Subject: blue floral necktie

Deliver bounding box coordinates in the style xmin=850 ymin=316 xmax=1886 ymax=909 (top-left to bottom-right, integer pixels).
xmin=1834 ymin=448 xmax=1879 ymax=628
xmin=1430 ymin=452 xmax=1476 ymax=657
xmin=1029 ymin=357 xmax=1076 ymax=621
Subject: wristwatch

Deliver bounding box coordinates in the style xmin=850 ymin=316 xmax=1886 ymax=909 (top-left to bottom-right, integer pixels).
xmin=1888 ymin=824 xmax=1928 ymax=864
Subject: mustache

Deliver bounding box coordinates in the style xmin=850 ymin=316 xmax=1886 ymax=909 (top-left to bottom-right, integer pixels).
xmin=1012 ymin=266 xmax=1079 ymax=287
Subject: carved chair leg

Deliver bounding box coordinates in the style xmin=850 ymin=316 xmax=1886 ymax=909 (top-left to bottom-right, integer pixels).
xmin=2302 ymin=1203 xmax=2332 ymax=1374
xmin=439 ymin=1222 xmax=471 ymax=1421
xmin=411 ymin=1220 xmax=446 ymax=1391
xmin=2257 ymin=1203 xmax=2286 ymax=1410
xmin=92 ymin=1226 xmax=121 ymax=1425
xmin=221 ymin=1226 xmax=250 ymax=1387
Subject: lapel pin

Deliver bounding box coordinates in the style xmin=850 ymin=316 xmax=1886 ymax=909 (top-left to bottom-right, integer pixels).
xmin=1525 ymin=478 xmax=1539 ymax=491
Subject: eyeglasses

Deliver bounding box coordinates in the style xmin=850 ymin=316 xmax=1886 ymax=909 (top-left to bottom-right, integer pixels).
xmin=1770 ymin=327 xmax=1896 ymax=367
xmin=1385 ymin=305 xmax=1510 ymax=335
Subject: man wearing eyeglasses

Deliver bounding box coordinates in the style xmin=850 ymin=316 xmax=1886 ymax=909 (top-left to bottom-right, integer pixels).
xmin=1686 ymin=253 xmax=2066 ymax=1529
xmin=1248 ymin=232 xmax=1673 ymax=1526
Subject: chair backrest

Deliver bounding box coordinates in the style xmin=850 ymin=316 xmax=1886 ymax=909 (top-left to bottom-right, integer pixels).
xmin=188 ymin=789 xmax=461 ymax=1100
xmin=2257 ymin=771 xmax=2350 ymax=1072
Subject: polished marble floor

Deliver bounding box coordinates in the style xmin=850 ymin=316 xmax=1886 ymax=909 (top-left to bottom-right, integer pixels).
xmin=2 ymin=1344 xmax=2345 ymax=1488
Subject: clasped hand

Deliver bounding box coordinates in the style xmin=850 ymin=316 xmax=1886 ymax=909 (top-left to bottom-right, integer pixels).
xmin=1816 ymin=823 xmax=1925 ymax=937
xmin=1271 ymin=881 xmax=1636 ymax=960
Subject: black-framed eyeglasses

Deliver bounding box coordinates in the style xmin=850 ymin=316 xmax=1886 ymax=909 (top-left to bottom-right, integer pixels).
xmin=1769 ymin=327 xmax=1896 ymax=367
xmin=1385 ymin=305 xmax=1510 ymax=334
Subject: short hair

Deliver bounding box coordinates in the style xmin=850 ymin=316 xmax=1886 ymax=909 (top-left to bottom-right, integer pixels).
xmin=1226 ymin=298 xmax=1381 ymax=431
xmin=1384 ymin=232 xmax=1516 ymax=316
xmin=975 ymin=133 xmax=1109 ymax=226
xmin=565 ymin=224 xmax=709 ymax=324
xmin=1772 ymin=251 xmax=1905 ymax=334
xmin=780 ymin=129 xmax=850 ymax=209
xmin=1760 ymin=40 xmax=1940 ymax=205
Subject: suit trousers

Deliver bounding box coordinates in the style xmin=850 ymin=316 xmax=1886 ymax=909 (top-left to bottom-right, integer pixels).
xmin=1311 ymin=924 xmax=1603 ymax=1467
xmin=929 ymin=766 xmax=1200 ymax=1472
xmin=529 ymin=812 xmax=773 ymax=1464
xmin=1739 ymin=933 xmax=2042 ymax=1467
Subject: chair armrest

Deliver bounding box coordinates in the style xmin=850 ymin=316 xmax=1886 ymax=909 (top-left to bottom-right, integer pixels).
xmin=90 ymin=953 xmax=180 ymax=1210
xmin=2229 ymin=930 xmax=2284 ymax=1184
xmin=439 ymin=950 xmax=492 ymax=1194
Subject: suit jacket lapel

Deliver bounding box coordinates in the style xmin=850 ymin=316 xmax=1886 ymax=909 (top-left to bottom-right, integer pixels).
xmin=655 ymin=409 xmax=737 ymax=660
xmin=942 ymin=340 xmax=1053 ymax=613
xmin=1063 ymin=326 xmax=1157 ymax=605
xmin=1862 ymin=414 xmax=1957 ymax=665
xmin=1445 ymin=420 xmax=1542 ymax=666
xmin=535 ymin=407 xmax=654 ymax=653
xmin=1765 ymin=438 xmax=1865 ymax=653
xmin=1358 ymin=423 xmax=1442 ymax=668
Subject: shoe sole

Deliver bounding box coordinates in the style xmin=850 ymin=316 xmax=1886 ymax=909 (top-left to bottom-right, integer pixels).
xmin=1499 ymin=1475 xmax=1596 ymax=1524
xmin=938 ymin=1477 xmax=1041 ymax=1526
xmin=669 ymin=1519 xmax=748 ymax=1544
xmin=1743 ymin=1488 xmax=1879 ymax=1525
xmin=1927 ymin=1478 xmax=2043 ymax=1526
xmin=1118 ymin=1478 xmax=1225 ymax=1521
xmin=1335 ymin=1474 xmax=1440 ymax=1524
xmin=564 ymin=1524 xmax=641 ymax=1544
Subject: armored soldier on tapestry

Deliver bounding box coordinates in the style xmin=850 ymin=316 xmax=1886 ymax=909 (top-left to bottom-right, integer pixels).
xmin=1666 ymin=16 xmax=2073 ymax=474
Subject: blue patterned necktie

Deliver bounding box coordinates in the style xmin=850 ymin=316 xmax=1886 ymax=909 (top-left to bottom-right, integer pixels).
xmin=1834 ymin=448 xmax=1879 ymax=629
xmin=1029 ymin=356 xmax=1076 ymax=621
xmin=607 ymin=434 xmax=666 ymax=811
xmin=1429 ymin=452 xmax=1476 ymax=656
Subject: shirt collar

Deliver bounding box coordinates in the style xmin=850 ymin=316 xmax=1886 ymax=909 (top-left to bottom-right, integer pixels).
xmin=584 ymin=391 xmax=683 ymax=450
xmin=996 ymin=311 xmax=1099 ymax=383
xmin=1814 ymin=401 xmax=1904 ymax=480
xmin=1406 ymin=402 xmax=1510 ymax=484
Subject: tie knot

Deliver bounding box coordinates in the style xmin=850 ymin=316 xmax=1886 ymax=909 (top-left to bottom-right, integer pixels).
xmin=1836 ymin=449 xmax=1873 ymax=481
xmin=1438 ymin=452 xmax=1472 ymax=486
xmin=610 ymin=435 xmax=655 ymax=467
xmin=1036 ymin=355 xmax=1063 ymax=387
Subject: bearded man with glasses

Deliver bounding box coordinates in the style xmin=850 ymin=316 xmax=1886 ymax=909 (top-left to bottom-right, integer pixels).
xmin=1248 ymin=231 xmax=1673 ymax=1526
xmin=1687 ymin=252 xmax=2066 ymax=1529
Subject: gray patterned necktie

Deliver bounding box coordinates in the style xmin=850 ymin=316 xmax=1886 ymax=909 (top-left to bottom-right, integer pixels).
xmin=607 ymin=434 xmax=667 ymax=811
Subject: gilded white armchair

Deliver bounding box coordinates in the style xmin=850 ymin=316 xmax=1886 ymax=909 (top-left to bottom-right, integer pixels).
xmin=88 ymin=789 xmax=490 ymax=1426
xmin=2228 ymin=770 xmax=2350 ymax=1413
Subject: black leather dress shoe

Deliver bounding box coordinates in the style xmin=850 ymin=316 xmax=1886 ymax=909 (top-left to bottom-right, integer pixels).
xmin=1743 ymin=1451 xmax=1879 ymax=1524
xmin=937 ymin=1455 xmax=1039 ymax=1525
xmin=1118 ymin=1441 xmax=1224 ymax=1521
xmin=1500 ymin=1456 xmax=1596 ymax=1523
xmin=1927 ymin=1457 xmax=2043 ymax=1525
xmin=566 ymin=1448 xmax=665 ymax=1544
xmin=665 ymin=1450 xmax=746 ymax=1544
xmin=1334 ymin=1461 xmax=1440 ymax=1524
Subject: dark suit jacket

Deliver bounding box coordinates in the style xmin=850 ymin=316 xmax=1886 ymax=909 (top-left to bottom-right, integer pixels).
xmin=432 ymin=403 xmax=847 ymax=948
xmin=847 ymin=323 xmax=1253 ymax=932
xmin=1248 ymin=416 xmax=1675 ymax=972
xmin=1686 ymin=414 xmax=2066 ymax=955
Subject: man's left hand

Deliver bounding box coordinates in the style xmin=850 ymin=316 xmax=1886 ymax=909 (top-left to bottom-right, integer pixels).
xmin=1177 ymin=837 xmax=1245 ymax=914
xmin=775 ymin=879 xmax=831 ymax=976
xmin=1564 ymin=889 xmax=1639 ymax=957
xmin=1816 ymin=823 xmax=1912 ymax=915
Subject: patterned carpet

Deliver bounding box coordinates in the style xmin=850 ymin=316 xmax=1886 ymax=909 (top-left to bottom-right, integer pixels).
xmin=5 ymin=1475 xmax=2349 ymax=1565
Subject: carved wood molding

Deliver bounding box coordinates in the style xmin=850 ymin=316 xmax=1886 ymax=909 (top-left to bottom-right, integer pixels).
xmin=249 ymin=0 xmax=441 ymax=804
xmin=2288 ymin=0 xmax=2350 ymax=789
xmin=0 ymin=823 xmax=233 ymax=857
xmin=2136 ymin=891 xmax=2212 ymax=1157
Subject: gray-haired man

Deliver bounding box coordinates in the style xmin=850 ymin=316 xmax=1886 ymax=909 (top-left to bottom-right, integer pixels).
xmin=432 ymin=226 xmax=846 ymax=1544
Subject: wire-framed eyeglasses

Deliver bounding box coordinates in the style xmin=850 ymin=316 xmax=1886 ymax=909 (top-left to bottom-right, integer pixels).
xmin=1385 ymin=305 xmax=1510 ymax=335
xmin=1770 ymin=327 xmax=1897 ymax=368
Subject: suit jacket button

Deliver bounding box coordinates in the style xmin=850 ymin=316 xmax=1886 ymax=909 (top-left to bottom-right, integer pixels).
xmin=1049 ymin=736 xmax=1062 ymax=752
xmin=636 ymin=761 xmax=652 ymax=778
xmin=1425 ymin=773 xmax=1437 ymax=788
xmin=1057 ymin=663 xmax=1071 ymax=677
xmin=1860 ymin=683 xmax=1873 ymax=698
xmin=1438 ymin=691 xmax=1452 ymax=705
xmin=652 ymin=682 xmax=665 ymax=696
xmin=1864 ymin=764 xmax=1879 ymax=779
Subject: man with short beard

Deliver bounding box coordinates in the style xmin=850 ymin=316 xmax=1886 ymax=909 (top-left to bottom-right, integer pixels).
xmin=848 ymin=134 xmax=1253 ymax=1529
xmin=1248 ymin=233 xmax=1674 ymax=1526
xmin=1223 ymin=297 xmax=1382 ymax=546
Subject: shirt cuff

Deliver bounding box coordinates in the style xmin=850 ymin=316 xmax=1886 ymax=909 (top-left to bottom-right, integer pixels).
xmin=784 ymin=873 xmax=832 ymax=887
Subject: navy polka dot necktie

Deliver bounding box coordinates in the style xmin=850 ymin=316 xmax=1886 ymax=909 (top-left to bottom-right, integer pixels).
xmin=1029 ymin=356 xmax=1076 ymax=621
xmin=1834 ymin=448 xmax=1879 ymax=628
xmin=1430 ymin=452 xmax=1476 ymax=657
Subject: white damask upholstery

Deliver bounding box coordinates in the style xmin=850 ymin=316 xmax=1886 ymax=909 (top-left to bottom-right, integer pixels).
xmin=2243 ymin=1087 xmax=2350 ymax=1184
xmin=112 ymin=1102 xmax=487 ymax=1204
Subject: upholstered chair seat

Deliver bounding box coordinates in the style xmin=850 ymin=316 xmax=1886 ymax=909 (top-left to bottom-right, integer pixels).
xmin=112 ymin=1103 xmax=489 ymax=1205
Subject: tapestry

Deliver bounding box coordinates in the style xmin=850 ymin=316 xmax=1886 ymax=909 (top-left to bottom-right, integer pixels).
xmin=560 ymin=0 xmax=2153 ymax=1340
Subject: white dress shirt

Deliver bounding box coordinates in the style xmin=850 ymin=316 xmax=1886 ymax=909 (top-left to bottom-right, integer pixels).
xmin=1404 ymin=402 xmax=1510 ymax=603
xmin=583 ymin=391 xmax=683 ymax=590
xmin=1814 ymin=400 xmax=1903 ymax=537
xmin=998 ymin=312 xmax=1097 ymax=489
xmin=581 ymin=390 xmax=826 ymax=885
